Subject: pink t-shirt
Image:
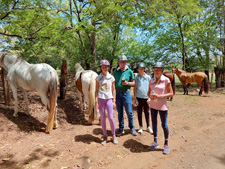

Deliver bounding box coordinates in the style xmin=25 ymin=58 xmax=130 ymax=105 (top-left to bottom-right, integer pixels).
xmin=149 ymin=75 xmax=171 ymax=111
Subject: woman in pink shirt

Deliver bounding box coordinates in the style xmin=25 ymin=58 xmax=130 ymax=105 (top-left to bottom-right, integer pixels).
xmin=147 ymin=62 xmax=173 ymax=154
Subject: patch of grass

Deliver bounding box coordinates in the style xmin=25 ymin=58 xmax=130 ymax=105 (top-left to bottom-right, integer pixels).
xmin=213 ymin=112 xmax=225 ymax=118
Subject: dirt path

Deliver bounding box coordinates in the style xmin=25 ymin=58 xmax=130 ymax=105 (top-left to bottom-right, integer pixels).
xmin=0 ymin=89 xmax=225 ymax=169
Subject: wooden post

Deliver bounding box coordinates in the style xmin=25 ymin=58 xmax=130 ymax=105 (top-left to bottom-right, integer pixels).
xmin=1 ymin=68 xmax=11 ymax=105
xmin=59 ymin=60 xmax=68 ymax=100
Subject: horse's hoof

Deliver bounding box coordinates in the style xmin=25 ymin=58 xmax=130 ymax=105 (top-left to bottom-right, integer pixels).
xmin=53 ymin=122 xmax=58 ymax=129
xmin=13 ymin=113 xmax=18 ymax=117
xmin=87 ymin=120 xmax=93 ymax=125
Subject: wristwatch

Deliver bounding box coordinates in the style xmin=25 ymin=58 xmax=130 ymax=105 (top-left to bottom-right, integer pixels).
xmin=161 ymin=95 xmax=164 ymax=98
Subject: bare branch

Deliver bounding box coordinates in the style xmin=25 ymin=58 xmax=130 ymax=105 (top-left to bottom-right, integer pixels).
xmin=0 ymin=0 xmax=19 ymax=20
xmin=0 ymin=31 xmax=50 ymax=41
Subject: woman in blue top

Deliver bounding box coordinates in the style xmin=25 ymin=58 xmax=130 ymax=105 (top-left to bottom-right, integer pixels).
xmin=134 ymin=62 xmax=153 ymax=134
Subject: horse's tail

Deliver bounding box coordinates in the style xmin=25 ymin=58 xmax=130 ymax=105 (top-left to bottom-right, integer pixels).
xmin=172 ymin=74 xmax=176 ymax=95
xmin=203 ymin=75 xmax=209 ymax=94
xmin=89 ymin=73 xmax=97 ymax=121
xmin=46 ymin=72 xmax=58 ymax=133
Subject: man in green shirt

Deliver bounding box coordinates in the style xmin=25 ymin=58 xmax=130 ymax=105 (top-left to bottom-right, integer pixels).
xmin=113 ymin=54 xmax=137 ymax=136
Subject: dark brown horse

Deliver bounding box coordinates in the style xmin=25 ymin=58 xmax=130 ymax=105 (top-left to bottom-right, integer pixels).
xmin=163 ymin=72 xmax=175 ymax=101
xmin=172 ymin=67 xmax=209 ymax=96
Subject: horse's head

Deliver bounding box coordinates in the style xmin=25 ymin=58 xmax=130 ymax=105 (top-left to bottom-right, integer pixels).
xmin=0 ymin=52 xmax=6 ymax=67
xmin=172 ymin=67 xmax=178 ymax=73
xmin=0 ymin=52 xmax=18 ymax=71
xmin=74 ymin=63 xmax=84 ymax=73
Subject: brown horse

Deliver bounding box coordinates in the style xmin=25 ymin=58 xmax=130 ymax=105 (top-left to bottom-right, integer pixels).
xmin=163 ymin=72 xmax=176 ymax=100
xmin=172 ymin=67 xmax=209 ymax=96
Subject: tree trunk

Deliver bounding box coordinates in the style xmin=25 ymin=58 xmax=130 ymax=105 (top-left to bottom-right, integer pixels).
xmin=85 ymin=60 xmax=91 ymax=70
xmin=89 ymin=21 xmax=97 ymax=71
xmin=1 ymin=68 xmax=11 ymax=105
xmin=59 ymin=60 xmax=68 ymax=100
xmin=205 ymin=70 xmax=209 ymax=80
xmin=90 ymin=32 xmax=96 ymax=71
xmin=214 ymin=66 xmax=221 ymax=88
xmin=222 ymin=0 xmax=225 ymax=87
xmin=178 ymin=22 xmax=188 ymax=70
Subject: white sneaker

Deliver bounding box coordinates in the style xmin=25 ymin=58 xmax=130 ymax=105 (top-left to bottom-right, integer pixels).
xmin=147 ymin=126 xmax=153 ymax=134
xmin=138 ymin=127 xmax=143 ymax=134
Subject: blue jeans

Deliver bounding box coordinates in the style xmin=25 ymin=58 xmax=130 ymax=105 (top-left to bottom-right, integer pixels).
xmin=116 ymin=91 xmax=135 ymax=130
xmin=150 ymin=108 xmax=169 ymax=139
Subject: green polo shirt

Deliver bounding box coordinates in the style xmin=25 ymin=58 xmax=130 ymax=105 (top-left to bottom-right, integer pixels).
xmin=113 ymin=67 xmax=134 ymax=90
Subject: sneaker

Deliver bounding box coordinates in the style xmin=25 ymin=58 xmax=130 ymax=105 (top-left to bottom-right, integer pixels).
xmin=130 ymin=129 xmax=137 ymax=136
xmin=112 ymin=135 xmax=118 ymax=145
xmin=138 ymin=126 xmax=143 ymax=134
xmin=148 ymin=142 xmax=159 ymax=150
xmin=163 ymin=145 xmax=170 ymax=154
xmin=101 ymin=135 xmax=107 ymax=146
xmin=116 ymin=129 xmax=125 ymax=136
xmin=147 ymin=126 xmax=153 ymax=134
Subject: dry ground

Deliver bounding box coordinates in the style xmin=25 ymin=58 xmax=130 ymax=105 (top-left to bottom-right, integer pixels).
xmin=0 ymin=87 xmax=225 ymax=169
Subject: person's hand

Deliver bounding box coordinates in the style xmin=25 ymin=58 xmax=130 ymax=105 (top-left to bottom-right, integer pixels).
xmin=147 ymin=98 xmax=151 ymax=104
xmin=150 ymin=93 xmax=160 ymax=100
xmin=135 ymin=98 xmax=139 ymax=106
xmin=121 ymin=80 xmax=128 ymax=86
xmin=95 ymin=102 xmax=98 ymax=110
xmin=113 ymin=102 xmax=116 ymax=109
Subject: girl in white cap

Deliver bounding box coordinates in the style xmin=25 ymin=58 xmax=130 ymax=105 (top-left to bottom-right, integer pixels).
xmin=95 ymin=59 xmax=118 ymax=145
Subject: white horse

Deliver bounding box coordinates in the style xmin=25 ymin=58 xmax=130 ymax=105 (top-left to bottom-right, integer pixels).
xmin=0 ymin=52 xmax=58 ymax=133
xmin=74 ymin=63 xmax=98 ymax=125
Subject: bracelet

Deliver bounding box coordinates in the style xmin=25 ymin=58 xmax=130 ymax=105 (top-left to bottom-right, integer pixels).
xmin=161 ymin=95 xmax=164 ymax=98
xmin=113 ymin=99 xmax=116 ymax=102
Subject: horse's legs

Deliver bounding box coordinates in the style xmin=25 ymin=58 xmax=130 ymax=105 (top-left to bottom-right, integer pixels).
xmin=182 ymin=82 xmax=188 ymax=95
xmin=23 ymin=89 xmax=30 ymax=115
xmin=78 ymin=92 xmax=83 ymax=110
xmin=199 ymin=84 xmax=203 ymax=96
xmin=182 ymin=86 xmax=185 ymax=95
xmin=10 ymin=84 xmax=19 ymax=117
xmin=82 ymin=94 xmax=87 ymax=110
xmin=40 ymin=94 xmax=50 ymax=109
xmin=40 ymin=93 xmax=58 ymax=129
xmin=53 ymin=104 xmax=58 ymax=129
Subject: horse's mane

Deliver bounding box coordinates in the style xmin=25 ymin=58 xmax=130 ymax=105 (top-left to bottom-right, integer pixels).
xmin=176 ymin=68 xmax=188 ymax=74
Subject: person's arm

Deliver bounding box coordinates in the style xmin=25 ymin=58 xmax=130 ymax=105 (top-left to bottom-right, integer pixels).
xmin=164 ymin=83 xmax=174 ymax=98
xmin=112 ymin=81 xmax=116 ymax=101
xmin=147 ymin=85 xmax=152 ymax=103
xmin=121 ymin=70 xmax=135 ymax=87
xmin=151 ymin=83 xmax=173 ymax=99
xmin=112 ymin=81 xmax=116 ymax=109
xmin=147 ymin=85 xmax=152 ymax=98
xmin=133 ymin=80 xmax=139 ymax=106
xmin=122 ymin=78 xmax=135 ymax=87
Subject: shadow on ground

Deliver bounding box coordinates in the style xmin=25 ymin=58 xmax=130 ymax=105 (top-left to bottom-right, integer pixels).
xmin=74 ymin=134 xmax=101 ymax=144
xmin=123 ymin=139 xmax=163 ymax=153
